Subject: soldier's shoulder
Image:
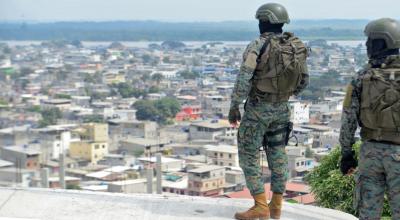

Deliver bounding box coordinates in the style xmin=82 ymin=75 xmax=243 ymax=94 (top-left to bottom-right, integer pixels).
xmin=247 ymin=37 xmax=265 ymax=50
xmin=244 ymin=37 xmax=266 ymax=55
xmin=350 ymin=69 xmax=369 ymax=88
xmin=356 ymin=67 xmax=371 ymax=79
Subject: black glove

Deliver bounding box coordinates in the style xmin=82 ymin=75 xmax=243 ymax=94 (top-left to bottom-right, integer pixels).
xmin=340 ymin=150 xmax=358 ymax=175
xmin=228 ymin=107 xmax=241 ymax=124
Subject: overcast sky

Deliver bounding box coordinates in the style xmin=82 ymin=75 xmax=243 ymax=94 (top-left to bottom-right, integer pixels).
xmin=0 ymin=0 xmax=399 ymax=22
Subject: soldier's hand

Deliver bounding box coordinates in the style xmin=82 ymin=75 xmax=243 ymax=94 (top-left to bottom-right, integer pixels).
xmin=340 ymin=151 xmax=358 ymax=175
xmin=228 ymin=107 xmax=241 ymax=127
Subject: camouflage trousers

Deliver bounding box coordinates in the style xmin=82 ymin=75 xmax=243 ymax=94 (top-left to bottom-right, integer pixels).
xmin=237 ymin=100 xmax=290 ymax=195
xmin=355 ymin=141 xmax=400 ymax=220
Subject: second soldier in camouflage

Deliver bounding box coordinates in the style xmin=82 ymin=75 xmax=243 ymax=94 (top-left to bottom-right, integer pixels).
xmin=339 ymin=18 xmax=400 ymax=220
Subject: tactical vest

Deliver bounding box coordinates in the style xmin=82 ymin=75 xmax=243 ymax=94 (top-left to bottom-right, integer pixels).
xmin=251 ymin=32 xmax=308 ymax=102
xmin=360 ymin=58 xmax=400 ymax=144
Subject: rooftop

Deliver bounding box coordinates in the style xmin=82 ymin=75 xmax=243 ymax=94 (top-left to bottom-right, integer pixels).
xmin=300 ymin=124 xmax=332 ymax=132
xmin=205 ymin=144 xmax=238 ymax=154
xmin=188 ymin=165 xmax=225 ymax=174
xmin=191 ymin=119 xmax=231 ymax=129
xmin=138 ymin=157 xmax=183 ymax=164
xmin=0 ymin=187 xmax=357 ymax=220
xmin=121 ymin=137 xmax=169 ymax=146
xmin=0 ymin=125 xmax=31 ymax=134
xmin=0 ymin=160 xmax=14 ymax=168
xmin=1 ymin=146 xmax=41 ymax=156
xmin=227 ymin=183 xmax=311 ymax=199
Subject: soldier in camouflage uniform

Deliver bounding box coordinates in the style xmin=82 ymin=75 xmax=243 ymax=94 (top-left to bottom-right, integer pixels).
xmin=229 ymin=3 xmax=309 ymax=220
xmin=339 ymin=18 xmax=400 ymax=220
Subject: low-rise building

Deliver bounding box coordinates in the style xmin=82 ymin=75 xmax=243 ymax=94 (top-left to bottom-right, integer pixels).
xmin=189 ymin=119 xmax=236 ymax=141
xmin=69 ymin=123 xmax=109 ymax=164
xmin=0 ymin=145 xmax=41 ymax=170
xmin=187 ymin=165 xmax=225 ymax=197
xmin=69 ymin=141 xmax=108 ymax=164
xmin=108 ymin=178 xmax=156 ymax=194
xmin=0 ymin=167 xmax=37 ymax=187
xmin=162 ymin=173 xmax=188 ymax=195
xmin=224 ymin=168 xmax=245 ymax=193
xmin=138 ymin=156 xmax=185 ymax=172
xmin=41 ymin=99 xmax=72 ymax=110
xmin=0 ymin=125 xmax=31 ymax=147
xmin=119 ymin=137 xmax=169 ymax=157
xmin=205 ymin=145 xmax=239 ymax=167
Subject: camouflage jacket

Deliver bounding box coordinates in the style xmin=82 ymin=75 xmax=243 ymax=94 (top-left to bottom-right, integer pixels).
xmin=230 ymin=33 xmax=309 ymax=109
xmin=339 ymin=55 xmax=400 ymax=154
xmin=339 ymin=71 xmax=363 ymax=155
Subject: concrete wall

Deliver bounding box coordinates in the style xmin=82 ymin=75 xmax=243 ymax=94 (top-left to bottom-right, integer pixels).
xmin=0 ymin=187 xmax=358 ymax=220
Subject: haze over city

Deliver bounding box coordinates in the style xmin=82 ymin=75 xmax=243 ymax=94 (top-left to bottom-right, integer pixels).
xmin=1 ymin=0 xmax=400 ymax=22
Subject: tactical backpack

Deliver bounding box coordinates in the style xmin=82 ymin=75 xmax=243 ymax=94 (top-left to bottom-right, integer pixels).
xmin=251 ymin=32 xmax=308 ymax=102
xmin=360 ymin=65 xmax=400 ymax=144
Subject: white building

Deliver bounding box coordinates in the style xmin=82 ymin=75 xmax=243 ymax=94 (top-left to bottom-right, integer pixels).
xmin=189 ymin=119 xmax=236 ymax=141
xmin=108 ymin=178 xmax=156 ymax=194
xmin=289 ymin=101 xmax=310 ymax=124
xmin=36 ymin=125 xmax=79 ymax=161
xmin=205 ymin=145 xmax=239 ymax=167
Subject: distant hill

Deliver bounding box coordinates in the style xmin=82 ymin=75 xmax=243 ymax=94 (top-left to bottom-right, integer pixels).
xmin=0 ymin=20 xmax=369 ymax=41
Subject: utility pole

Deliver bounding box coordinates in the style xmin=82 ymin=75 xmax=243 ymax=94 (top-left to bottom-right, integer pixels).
xmin=146 ymin=167 xmax=153 ymax=194
xmin=156 ymin=153 xmax=162 ymax=194
xmin=59 ymin=131 xmax=67 ymax=189
xmin=59 ymin=153 xmax=65 ymax=189
xmin=40 ymin=168 xmax=49 ymax=188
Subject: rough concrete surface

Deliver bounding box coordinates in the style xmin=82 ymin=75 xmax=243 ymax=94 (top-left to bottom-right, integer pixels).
xmin=0 ymin=187 xmax=357 ymax=220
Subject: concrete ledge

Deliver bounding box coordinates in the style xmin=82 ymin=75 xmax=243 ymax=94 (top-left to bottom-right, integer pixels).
xmin=0 ymin=188 xmax=357 ymax=220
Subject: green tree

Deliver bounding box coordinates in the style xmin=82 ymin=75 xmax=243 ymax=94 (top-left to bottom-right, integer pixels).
xmin=163 ymin=57 xmax=171 ymax=63
xmin=112 ymin=83 xmax=146 ymax=98
xmin=55 ymin=94 xmax=72 ymax=99
xmin=142 ymin=54 xmax=151 ymax=64
xmin=306 ymin=143 xmax=391 ymax=217
xmin=39 ymin=108 xmax=62 ymax=128
xmin=71 ymin=39 xmax=83 ymax=48
xmin=178 ymin=70 xmax=200 ymax=80
xmin=83 ymin=115 xmax=105 ymax=123
xmin=20 ymin=67 xmax=33 ymax=76
xmin=66 ymin=184 xmax=81 ymax=190
xmin=0 ymin=98 xmax=8 ymax=106
xmin=134 ymin=100 xmax=160 ymax=122
xmin=134 ymin=97 xmax=181 ymax=124
xmin=133 ymin=149 xmax=145 ymax=157
xmin=148 ymin=86 xmax=160 ymax=94
xmin=151 ymin=73 xmax=164 ymax=86
xmin=27 ymin=106 xmax=41 ymax=113
xmin=141 ymin=73 xmax=151 ymax=83
xmin=154 ymin=97 xmax=181 ymax=118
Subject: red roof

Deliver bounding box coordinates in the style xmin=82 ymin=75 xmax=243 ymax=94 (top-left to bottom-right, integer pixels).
xmin=291 ymin=193 xmax=316 ymax=204
xmin=226 ymin=183 xmax=310 ymax=200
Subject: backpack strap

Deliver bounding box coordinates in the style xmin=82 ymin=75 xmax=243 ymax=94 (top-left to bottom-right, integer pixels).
xmin=257 ymin=36 xmax=271 ymax=64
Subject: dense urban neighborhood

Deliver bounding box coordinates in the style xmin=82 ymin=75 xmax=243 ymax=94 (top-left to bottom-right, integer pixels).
xmin=0 ymin=39 xmax=366 ymax=204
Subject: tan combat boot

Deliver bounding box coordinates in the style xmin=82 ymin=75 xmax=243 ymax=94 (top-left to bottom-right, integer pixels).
xmin=234 ymin=192 xmax=270 ymax=220
xmin=269 ymin=193 xmax=283 ymax=219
